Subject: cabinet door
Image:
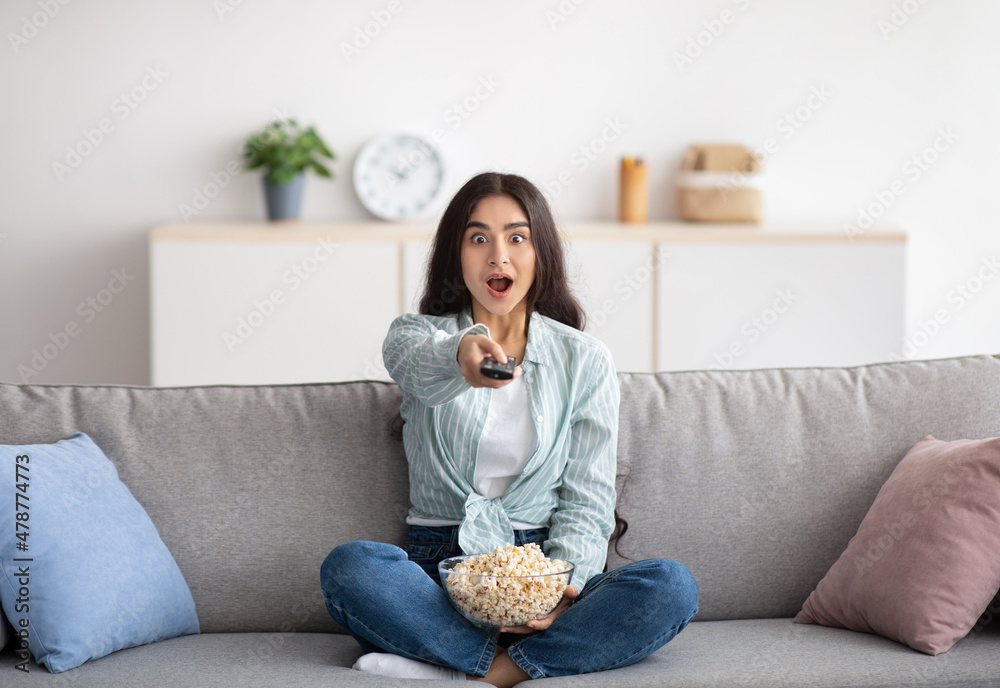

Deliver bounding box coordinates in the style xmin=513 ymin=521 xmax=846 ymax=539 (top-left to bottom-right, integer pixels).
xmin=564 ymin=242 xmax=655 ymax=373
xmin=656 ymin=242 xmax=904 ymax=371
xmin=151 ymin=240 xmax=397 ymax=385
xmin=402 ymin=241 xmax=434 ymax=315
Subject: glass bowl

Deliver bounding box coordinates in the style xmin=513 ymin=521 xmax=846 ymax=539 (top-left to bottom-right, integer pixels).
xmin=439 ymin=554 xmax=574 ymax=628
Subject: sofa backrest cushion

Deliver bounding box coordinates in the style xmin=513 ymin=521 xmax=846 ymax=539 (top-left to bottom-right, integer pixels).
xmin=0 ymin=381 xmax=408 ymax=634
xmin=607 ymin=354 xmax=1000 ymax=620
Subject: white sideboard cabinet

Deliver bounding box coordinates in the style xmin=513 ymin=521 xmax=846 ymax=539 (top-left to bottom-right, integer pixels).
xmin=149 ymin=222 xmax=905 ymax=386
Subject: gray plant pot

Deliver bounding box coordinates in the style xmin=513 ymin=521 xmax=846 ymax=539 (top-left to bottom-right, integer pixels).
xmin=263 ymin=173 xmax=305 ymax=221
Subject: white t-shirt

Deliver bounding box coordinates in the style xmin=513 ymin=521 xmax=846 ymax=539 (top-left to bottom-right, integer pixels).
xmin=408 ymin=371 xmax=544 ymax=529
xmin=474 ymin=373 xmax=537 ymax=501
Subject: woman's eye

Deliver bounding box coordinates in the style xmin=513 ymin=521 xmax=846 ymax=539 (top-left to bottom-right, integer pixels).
xmin=510 ymin=234 xmax=525 ymax=244
xmin=472 ymin=235 xmax=487 ymax=244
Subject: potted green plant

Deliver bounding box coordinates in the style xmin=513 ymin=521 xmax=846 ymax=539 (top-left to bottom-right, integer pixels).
xmin=242 ymin=119 xmax=335 ymax=221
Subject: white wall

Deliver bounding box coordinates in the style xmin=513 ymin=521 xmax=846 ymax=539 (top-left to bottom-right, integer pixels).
xmin=2 ymin=0 xmax=998 ymax=385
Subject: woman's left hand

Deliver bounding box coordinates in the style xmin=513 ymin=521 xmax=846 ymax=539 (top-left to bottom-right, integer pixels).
xmin=499 ymin=585 xmax=578 ymax=634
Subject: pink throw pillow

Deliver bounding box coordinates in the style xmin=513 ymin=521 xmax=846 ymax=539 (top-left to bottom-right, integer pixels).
xmin=794 ymin=435 xmax=1000 ymax=655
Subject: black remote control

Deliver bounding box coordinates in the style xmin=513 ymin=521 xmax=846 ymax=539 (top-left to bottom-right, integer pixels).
xmin=481 ymin=355 xmax=517 ymax=380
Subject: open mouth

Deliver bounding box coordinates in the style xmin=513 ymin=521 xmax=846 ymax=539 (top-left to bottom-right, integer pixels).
xmin=486 ymin=276 xmax=513 ymax=297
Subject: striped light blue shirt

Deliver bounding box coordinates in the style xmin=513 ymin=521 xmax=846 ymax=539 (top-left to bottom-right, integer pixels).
xmin=382 ymin=310 xmax=620 ymax=587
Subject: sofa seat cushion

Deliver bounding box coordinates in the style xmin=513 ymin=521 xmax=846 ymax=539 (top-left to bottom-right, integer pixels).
xmin=539 ymin=618 xmax=1000 ymax=687
xmin=2 ymin=622 xmax=998 ymax=687
xmin=0 ymin=633 xmax=369 ymax=687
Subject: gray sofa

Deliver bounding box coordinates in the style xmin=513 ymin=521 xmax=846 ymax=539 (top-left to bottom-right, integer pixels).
xmin=2 ymin=353 xmax=1000 ymax=687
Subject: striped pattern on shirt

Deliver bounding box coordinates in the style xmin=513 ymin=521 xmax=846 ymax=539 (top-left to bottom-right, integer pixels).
xmin=382 ymin=310 xmax=620 ymax=587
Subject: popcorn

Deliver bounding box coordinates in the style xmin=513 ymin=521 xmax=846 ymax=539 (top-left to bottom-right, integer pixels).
xmin=443 ymin=543 xmax=573 ymax=627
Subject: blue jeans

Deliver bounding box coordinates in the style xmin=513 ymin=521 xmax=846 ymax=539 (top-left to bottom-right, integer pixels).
xmin=320 ymin=525 xmax=699 ymax=679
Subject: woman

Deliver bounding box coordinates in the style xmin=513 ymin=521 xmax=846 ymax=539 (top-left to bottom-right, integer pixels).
xmin=321 ymin=172 xmax=697 ymax=686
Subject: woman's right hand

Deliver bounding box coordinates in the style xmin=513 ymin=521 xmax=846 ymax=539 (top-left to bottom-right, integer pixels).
xmin=458 ymin=334 xmax=520 ymax=389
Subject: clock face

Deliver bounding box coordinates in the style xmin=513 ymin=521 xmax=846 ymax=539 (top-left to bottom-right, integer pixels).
xmin=353 ymin=134 xmax=446 ymax=220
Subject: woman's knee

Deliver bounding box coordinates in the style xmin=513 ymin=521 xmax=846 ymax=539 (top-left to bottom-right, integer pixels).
xmin=321 ymin=540 xmax=402 ymax=588
xmin=621 ymin=558 xmax=699 ymax=621
xmin=649 ymin=559 xmax=699 ymax=619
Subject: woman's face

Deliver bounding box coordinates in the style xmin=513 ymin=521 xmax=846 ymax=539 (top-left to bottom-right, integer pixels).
xmin=460 ymin=194 xmax=536 ymax=320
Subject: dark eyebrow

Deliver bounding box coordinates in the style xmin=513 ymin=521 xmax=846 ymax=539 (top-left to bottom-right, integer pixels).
xmin=464 ymin=221 xmax=530 ymax=231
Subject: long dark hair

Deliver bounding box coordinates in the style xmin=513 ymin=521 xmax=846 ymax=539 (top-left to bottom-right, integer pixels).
xmin=419 ymin=171 xmax=584 ymax=332
xmin=406 ymin=170 xmax=629 ymax=555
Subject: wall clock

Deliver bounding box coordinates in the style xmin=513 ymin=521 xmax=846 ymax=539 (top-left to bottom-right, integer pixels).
xmin=353 ymin=133 xmax=446 ymax=220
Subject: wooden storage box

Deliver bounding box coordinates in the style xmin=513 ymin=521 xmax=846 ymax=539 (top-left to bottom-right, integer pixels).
xmin=677 ymin=144 xmax=763 ymax=223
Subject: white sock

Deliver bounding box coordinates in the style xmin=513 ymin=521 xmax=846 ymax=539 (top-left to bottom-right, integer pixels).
xmin=352 ymin=652 xmax=465 ymax=680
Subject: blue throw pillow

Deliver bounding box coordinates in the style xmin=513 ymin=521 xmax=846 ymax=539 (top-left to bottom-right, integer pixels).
xmin=0 ymin=433 xmax=199 ymax=673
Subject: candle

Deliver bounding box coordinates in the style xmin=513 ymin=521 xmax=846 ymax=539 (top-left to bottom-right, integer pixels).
xmin=619 ymin=157 xmax=648 ymax=223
